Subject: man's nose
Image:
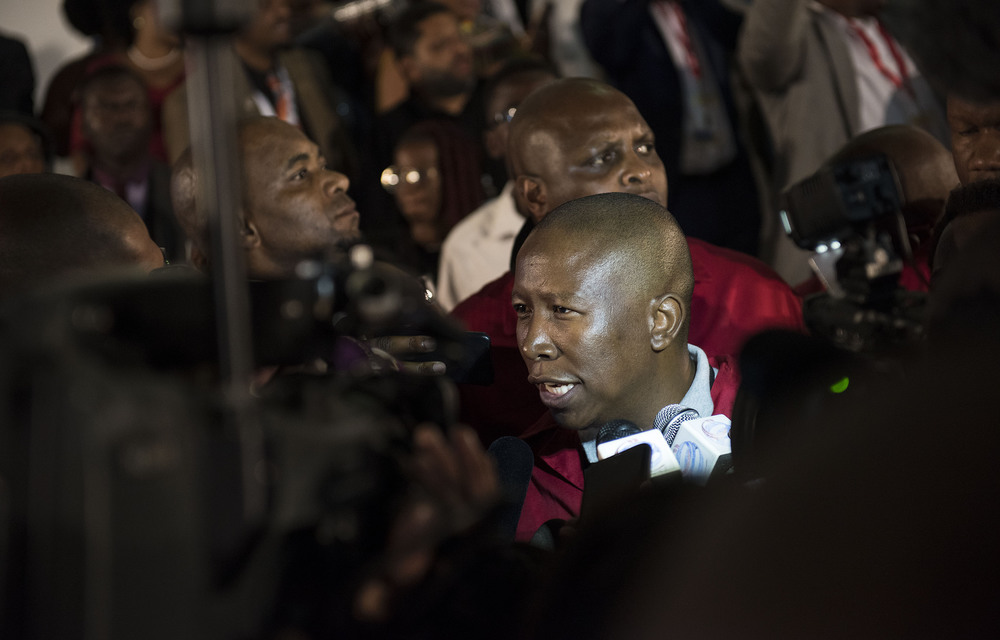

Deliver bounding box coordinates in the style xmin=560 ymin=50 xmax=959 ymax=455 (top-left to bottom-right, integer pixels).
xmin=621 ymin=153 xmax=653 ymax=187
xmin=323 ymin=168 xmax=350 ymax=195
xmin=973 ymin=130 xmax=1000 ymax=165
xmin=520 ymin=317 xmax=557 ymax=361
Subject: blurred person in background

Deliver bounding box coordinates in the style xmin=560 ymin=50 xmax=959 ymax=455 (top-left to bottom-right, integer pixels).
xmin=0 ymin=112 xmax=52 ymax=179
xmin=382 ymin=119 xmax=486 ymax=287
xmin=79 ymin=66 xmax=185 ymax=262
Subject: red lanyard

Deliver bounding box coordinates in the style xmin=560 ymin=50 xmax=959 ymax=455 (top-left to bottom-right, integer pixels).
xmin=654 ymin=1 xmax=702 ymax=79
xmin=848 ymin=19 xmax=913 ymax=97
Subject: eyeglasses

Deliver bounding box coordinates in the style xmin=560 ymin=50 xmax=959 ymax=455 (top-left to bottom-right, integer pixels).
xmin=380 ymin=165 xmax=440 ymax=193
xmin=489 ymin=106 xmax=517 ymax=128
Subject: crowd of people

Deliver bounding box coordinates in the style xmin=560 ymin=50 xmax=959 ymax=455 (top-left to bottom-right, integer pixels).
xmin=2 ymin=0 xmax=1000 ymax=637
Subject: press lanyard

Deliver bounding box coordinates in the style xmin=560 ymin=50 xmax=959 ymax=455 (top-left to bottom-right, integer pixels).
xmin=847 ymin=19 xmax=914 ymax=98
xmin=652 ymin=1 xmax=702 ymax=80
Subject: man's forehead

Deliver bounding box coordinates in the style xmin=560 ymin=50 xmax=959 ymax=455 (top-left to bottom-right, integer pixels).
xmin=246 ymin=124 xmax=316 ymax=166
xmin=417 ymin=12 xmax=458 ymax=41
xmin=539 ymin=104 xmax=647 ymax=148
xmin=520 ymin=229 xmax=612 ymax=274
xmin=949 ymin=96 xmax=1000 ymax=120
xmin=87 ymin=77 xmax=146 ymax=100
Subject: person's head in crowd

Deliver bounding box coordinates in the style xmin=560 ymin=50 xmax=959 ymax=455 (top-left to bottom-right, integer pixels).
xmin=0 ymin=112 xmax=51 ymax=178
xmin=119 ymin=0 xmax=181 ymax=49
xmin=927 ymin=213 xmax=1000 ymax=347
xmin=481 ymin=57 xmax=558 ymax=165
xmin=508 ymin=78 xmax=667 ymax=224
xmin=286 ymin=0 xmax=324 ymax=38
xmin=79 ymin=65 xmax=152 ymax=175
xmin=383 ymin=119 xmax=484 ymax=254
xmin=437 ymin=0 xmax=481 ymax=23
xmin=62 ymin=0 xmax=134 ymax=49
xmin=512 ymin=193 xmax=693 ymax=437
xmin=930 ymin=178 xmax=1000 ymax=275
xmin=172 ymin=117 xmax=358 ymax=279
xmin=388 ymin=2 xmax=475 ymax=103
xmin=0 ymin=173 xmax=165 ymax=298
xmin=815 ymin=0 xmax=886 ymax=17
xmin=947 ymin=93 xmax=1000 ymax=186
xmin=236 ymin=0 xmax=293 ymax=66
xmin=827 ymin=124 xmax=959 ymax=250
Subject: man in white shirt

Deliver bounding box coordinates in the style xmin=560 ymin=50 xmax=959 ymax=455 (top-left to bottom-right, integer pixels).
xmin=435 ymin=58 xmax=555 ymax=310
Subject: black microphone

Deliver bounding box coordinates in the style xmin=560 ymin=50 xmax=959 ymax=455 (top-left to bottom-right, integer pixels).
xmin=487 ymin=436 xmax=534 ymax=542
xmin=654 ymin=405 xmax=700 ymax=445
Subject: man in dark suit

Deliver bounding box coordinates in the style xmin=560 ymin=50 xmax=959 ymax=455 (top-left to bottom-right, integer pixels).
xmin=580 ymin=0 xmax=761 ymax=256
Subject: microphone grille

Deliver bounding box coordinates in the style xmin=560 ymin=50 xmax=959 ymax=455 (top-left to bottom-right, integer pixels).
xmin=654 ymin=405 xmax=699 ymax=446
xmin=596 ymin=419 xmax=641 ymax=446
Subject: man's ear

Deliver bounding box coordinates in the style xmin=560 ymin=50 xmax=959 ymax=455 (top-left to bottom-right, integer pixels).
xmin=516 ymin=175 xmax=547 ymax=223
xmin=397 ymin=54 xmax=420 ymax=85
xmin=241 ymin=215 xmax=261 ymax=250
xmin=650 ymin=294 xmax=685 ymax=352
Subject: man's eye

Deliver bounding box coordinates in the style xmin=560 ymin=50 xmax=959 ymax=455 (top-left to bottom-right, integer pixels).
xmin=636 ymin=142 xmax=652 ymax=154
xmin=292 ymin=168 xmax=308 ymax=180
xmin=553 ymin=305 xmax=573 ymax=315
xmin=588 ymin=151 xmax=615 ymax=168
xmin=513 ymin=303 xmax=529 ymax=316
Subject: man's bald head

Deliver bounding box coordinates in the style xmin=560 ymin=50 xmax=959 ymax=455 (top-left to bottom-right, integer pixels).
xmin=528 ymin=192 xmax=693 ymax=320
xmin=508 ymin=78 xmax=668 ymax=222
xmin=0 ymin=173 xmax=164 ymax=297
xmin=513 ymin=193 xmax=693 ymax=432
xmin=828 ymin=125 xmax=959 ymax=240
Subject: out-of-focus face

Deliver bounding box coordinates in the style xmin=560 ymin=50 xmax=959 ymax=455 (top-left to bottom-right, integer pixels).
xmin=483 ymin=71 xmax=556 ymax=161
xmin=242 ymin=0 xmax=292 ymax=51
xmin=0 ymin=123 xmax=45 ymax=178
xmin=512 ymin=231 xmax=656 ymax=432
xmin=132 ymin=0 xmax=180 ymax=47
xmin=521 ymin=90 xmax=667 ymax=222
xmin=403 ymin=12 xmax=475 ymax=98
xmin=243 ymin=120 xmax=359 ymax=273
xmin=81 ymin=75 xmax=151 ymax=164
xmin=392 ymin=139 xmax=442 ymax=228
xmin=948 ymin=95 xmax=1000 ymax=186
xmin=438 ymin=0 xmax=481 ymax=22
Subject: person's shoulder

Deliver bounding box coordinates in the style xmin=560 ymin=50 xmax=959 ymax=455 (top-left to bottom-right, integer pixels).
xmin=450 ymin=270 xmax=514 ymax=328
xmin=687 ymin=237 xmax=792 ymax=287
xmin=442 ymin=200 xmax=494 ymax=248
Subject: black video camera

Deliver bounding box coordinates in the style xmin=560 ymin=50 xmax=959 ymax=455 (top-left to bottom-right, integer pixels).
xmin=779 ymin=154 xmax=925 ymax=351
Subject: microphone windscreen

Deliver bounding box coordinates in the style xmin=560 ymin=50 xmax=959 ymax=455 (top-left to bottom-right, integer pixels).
xmin=654 ymin=405 xmax=700 ymax=445
xmin=596 ymin=419 xmax=641 ymax=446
xmin=487 ymin=436 xmax=534 ymax=541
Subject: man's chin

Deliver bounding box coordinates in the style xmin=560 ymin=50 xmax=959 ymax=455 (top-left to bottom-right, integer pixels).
xmin=552 ymin=411 xmax=599 ymax=437
xmin=422 ymin=74 xmax=476 ymax=99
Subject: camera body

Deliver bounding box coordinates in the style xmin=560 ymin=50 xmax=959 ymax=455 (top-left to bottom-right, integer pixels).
xmin=778 ymin=154 xmax=925 ymax=352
